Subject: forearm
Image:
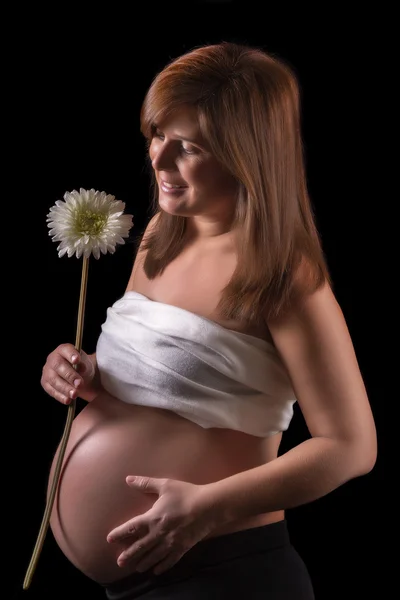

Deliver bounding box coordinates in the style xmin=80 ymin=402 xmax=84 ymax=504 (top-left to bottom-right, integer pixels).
xmin=203 ymin=437 xmax=372 ymax=526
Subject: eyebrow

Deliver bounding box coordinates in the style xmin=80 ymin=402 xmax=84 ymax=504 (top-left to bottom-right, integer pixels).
xmin=176 ymin=136 xmax=199 ymax=144
xmin=153 ymin=124 xmax=203 ymax=146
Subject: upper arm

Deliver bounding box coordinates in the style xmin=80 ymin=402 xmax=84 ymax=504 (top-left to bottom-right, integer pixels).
xmin=268 ymin=281 xmax=377 ymax=464
xmin=125 ymin=213 xmax=160 ymax=292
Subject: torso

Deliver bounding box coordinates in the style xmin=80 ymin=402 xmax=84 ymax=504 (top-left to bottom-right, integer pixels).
xmin=48 ymin=229 xmax=284 ymax=585
xmin=131 ymin=231 xmax=274 ymax=343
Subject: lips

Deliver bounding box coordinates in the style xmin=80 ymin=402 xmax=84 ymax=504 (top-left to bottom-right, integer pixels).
xmin=159 ymin=180 xmax=189 ymax=195
xmin=160 ymin=180 xmax=187 ymax=189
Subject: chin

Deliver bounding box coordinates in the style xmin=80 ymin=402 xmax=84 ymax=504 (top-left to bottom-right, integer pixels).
xmin=158 ymin=196 xmax=189 ymax=217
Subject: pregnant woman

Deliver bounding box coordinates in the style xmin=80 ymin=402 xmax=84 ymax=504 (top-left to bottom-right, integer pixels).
xmin=41 ymin=42 xmax=377 ymax=600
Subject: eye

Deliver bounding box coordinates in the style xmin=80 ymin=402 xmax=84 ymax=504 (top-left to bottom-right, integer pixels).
xmin=153 ymin=129 xmax=165 ymax=141
xmin=151 ymin=127 xmax=198 ymax=156
xmin=181 ymin=144 xmax=196 ymax=155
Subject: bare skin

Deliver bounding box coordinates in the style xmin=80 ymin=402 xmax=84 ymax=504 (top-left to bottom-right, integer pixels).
xmin=45 ymin=107 xmax=376 ymax=584
xmin=46 ymin=108 xmax=285 ymax=583
xmin=48 ymin=232 xmax=284 ymax=584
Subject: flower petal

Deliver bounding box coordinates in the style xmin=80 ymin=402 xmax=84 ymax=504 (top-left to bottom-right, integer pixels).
xmin=47 ymin=189 xmax=133 ymax=260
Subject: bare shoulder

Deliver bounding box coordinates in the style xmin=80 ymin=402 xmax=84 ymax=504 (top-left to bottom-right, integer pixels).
xmin=269 ymin=279 xmax=343 ymax=341
xmin=267 ymin=279 xmax=377 ymax=468
xmin=125 ymin=213 xmax=160 ymax=291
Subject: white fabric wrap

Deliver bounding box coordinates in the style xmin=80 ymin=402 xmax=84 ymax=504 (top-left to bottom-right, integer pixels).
xmin=96 ymin=291 xmax=297 ymax=438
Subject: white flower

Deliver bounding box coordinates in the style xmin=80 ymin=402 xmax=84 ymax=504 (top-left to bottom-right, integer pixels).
xmin=47 ymin=188 xmax=134 ymax=259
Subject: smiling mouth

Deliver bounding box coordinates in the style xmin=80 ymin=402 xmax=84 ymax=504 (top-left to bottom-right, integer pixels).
xmin=161 ymin=180 xmax=187 ymax=189
xmin=160 ymin=180 xmax=188 ymax=193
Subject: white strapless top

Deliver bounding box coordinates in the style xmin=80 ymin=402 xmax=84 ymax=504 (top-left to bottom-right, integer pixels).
xmin=95 ymin=291 xmax=297 ymax=438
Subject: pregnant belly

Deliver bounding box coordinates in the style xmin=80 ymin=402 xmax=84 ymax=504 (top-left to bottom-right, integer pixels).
xmin=48 ymin=392 xmax=279 ymax=584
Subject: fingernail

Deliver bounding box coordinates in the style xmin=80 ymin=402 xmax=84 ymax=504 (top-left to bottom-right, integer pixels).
xmin=71 ymin=354 xmax=79 ymax=362
xmin=74 ymin=379 xmax=80 ymax=387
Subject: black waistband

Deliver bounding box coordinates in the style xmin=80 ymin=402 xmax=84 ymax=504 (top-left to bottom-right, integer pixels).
xmin=104 ymin=519 xmax=290 ymax=598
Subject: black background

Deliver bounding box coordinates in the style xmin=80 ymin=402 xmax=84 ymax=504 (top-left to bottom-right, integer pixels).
xmin=10 ymin=2 xmax=389 ymax=598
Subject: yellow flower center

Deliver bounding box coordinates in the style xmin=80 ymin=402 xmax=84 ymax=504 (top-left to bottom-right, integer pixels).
xmin=75 ymin=210 xmax=107 ymax=236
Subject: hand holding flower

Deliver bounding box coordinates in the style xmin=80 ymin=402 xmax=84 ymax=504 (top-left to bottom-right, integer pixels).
xmin=41 ymin=343 xmax=102 ymax=405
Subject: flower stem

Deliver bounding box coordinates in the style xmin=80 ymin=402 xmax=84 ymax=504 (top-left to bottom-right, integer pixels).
xmin=23 ymin=256 xmax=90 ymax=590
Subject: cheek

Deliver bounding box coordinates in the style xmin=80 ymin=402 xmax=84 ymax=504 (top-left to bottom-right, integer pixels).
xmin=197 ymin=164 xmax=237 ymax=194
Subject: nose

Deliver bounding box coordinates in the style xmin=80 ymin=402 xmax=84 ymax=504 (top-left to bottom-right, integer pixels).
xmin=151 ymin=143 xmax=176 ymax=172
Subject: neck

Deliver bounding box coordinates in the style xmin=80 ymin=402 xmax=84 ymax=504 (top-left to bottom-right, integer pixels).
xmin=185 ymin=215 xmax=235 ymax=241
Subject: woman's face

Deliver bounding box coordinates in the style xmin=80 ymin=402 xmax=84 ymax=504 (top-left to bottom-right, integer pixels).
xmin=149 ymin=106 xmax=238 ymax=223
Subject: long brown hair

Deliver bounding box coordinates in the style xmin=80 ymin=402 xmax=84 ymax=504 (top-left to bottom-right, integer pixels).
xmin=139 ymin=41 xmax=331 ymax=323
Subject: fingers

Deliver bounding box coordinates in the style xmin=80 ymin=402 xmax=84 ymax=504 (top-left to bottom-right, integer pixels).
xmin=41 ymin=343 xmax=84 ymax=404
xmin=115 ymin=534 xmax=183 ymax=575
xmin=108 ymin=520 xmax=142 ymax=543
xmin=135 ymin=546 xmax=179 ymax=574
xmin=108 ymin=519 xmax=178 ymax=573
xmin=117 ymin=537 xmax=159 ymax=568
xmin=41 ymin=373 xmax=79 ymax=404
